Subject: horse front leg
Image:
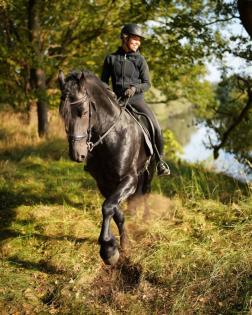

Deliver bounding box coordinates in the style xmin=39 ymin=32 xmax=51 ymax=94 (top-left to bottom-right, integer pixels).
xmin=98 ymin=175 xmax=137 ymax=265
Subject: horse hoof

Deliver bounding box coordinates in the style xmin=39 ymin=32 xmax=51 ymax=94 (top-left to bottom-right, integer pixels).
xmin=103 ymin=248 xmax=120 ymax=266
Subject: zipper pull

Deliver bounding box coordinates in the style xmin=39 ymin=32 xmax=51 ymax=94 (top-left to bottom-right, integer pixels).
xmin=124 ymin=54 xmax=127 ymax=60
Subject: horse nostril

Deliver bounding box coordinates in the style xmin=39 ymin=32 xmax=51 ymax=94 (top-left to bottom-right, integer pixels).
xmin=80 ymin=155 xmax=86 ymax=160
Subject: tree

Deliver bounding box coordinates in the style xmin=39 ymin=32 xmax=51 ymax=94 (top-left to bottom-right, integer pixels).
xmin=237 ymin=0 xmax=252 ymax=38
xmin=197 ymin=0 xmax=252 ymax=169
xmin=1 ymin=0 xmax=148 ymax=136
xmin=202 ymin=73 xmax=252 ymax=166
xmin=0 ymin=0 xmax=239 ymax=137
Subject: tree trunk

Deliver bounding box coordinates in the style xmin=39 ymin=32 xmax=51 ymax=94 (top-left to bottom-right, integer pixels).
xmin=35 ymin=68 xmax=48 ymax=137
xmin=28 ymin=0 xmax=48 ymax=137
xmin=238 ymin=0 xmax=252 ymax=38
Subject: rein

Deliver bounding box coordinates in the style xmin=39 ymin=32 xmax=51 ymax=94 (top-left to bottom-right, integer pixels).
xmin=86 ymin=96 xmax=130 ymax=151
xmin=67 ymin=94 xmax=129 ymax=152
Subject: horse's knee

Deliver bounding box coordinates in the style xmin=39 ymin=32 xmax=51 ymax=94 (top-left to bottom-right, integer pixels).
xmin=102 ymin=202 xmax=115 ymax=218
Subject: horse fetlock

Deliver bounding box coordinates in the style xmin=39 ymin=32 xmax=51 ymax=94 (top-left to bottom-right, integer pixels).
xmin=98 ymin=236 xmax=117 ymax=246
xmin=101 ymin=247 xmax=120 ymax=266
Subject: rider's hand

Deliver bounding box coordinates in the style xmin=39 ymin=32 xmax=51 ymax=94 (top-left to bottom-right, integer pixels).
xmin=124 ymin=86 xmax=136 ymax=98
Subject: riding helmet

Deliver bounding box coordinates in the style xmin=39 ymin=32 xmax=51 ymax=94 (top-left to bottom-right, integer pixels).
xmin=120 ymin=23 xmax=145 ymax=39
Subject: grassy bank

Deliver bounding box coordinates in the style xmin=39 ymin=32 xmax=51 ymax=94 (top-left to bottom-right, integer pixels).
xmin=0 ymin=110 xmax=252 ymax=314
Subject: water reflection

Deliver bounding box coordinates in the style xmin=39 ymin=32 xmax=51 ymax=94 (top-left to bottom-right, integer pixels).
xmin=164 ymin=114 xmax=252 ymax=183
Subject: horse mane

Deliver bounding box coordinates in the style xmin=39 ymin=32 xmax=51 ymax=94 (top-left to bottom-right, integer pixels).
xmin=60 ymin=70 xmax=120 ymax=123
xmin=80 ymin=70 xmax=120 ymax=112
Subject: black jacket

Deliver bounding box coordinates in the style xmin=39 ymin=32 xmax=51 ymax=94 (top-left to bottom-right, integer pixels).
xmin=101 ymin=47 xmax=151 ymax=101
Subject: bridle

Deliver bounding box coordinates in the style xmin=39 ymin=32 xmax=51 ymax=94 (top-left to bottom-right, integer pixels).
xmin=65 ymin=95 xmax=90 ymax=143
xmin=65 ymin=92 xmax=126 ymax=152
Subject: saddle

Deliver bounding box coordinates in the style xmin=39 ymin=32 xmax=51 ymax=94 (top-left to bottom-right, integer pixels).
xmin=124 ymin=104 xmax=154 ymax=156
xmin=102 ymin=83 xmax=154 ymax=156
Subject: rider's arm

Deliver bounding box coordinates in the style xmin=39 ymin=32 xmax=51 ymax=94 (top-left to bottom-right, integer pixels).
xmin=134 ymin=56 xmax=151 ymax=93
xmin=101 ymin=56 xmax=111 ymax=85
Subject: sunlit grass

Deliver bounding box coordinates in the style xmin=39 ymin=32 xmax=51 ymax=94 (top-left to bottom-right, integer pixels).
xmin=0 ymin=109 xmax=251 ymax=314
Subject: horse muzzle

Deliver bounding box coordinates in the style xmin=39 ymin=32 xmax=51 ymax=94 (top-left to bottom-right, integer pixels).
xmin=72 ymin=154 xmax=86 ymax=163
xmin=69 ymin=144 xmax=88 ymax=163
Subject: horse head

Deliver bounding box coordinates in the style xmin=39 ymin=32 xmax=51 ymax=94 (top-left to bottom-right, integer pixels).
xmin=58 ymin=70 xmax=90 ymax=162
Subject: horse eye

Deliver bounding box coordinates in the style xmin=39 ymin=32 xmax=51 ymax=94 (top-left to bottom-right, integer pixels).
xmin=77 ymin=110 xmax=88 ymax=117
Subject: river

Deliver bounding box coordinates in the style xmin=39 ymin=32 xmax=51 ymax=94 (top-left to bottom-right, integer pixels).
xmin=162 ymin=111 xmax=252 ymax=183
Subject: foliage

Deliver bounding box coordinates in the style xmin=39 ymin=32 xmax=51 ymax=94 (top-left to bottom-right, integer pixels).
xmin=0 ymin=0 xmax=12 ymax=9
xmin=193 ymin=1 xmax=252 ymax=168
xmin=163 ymin=128 xmax=182 ymax=161
xmin=203 ymin=71 xmax=252 ymax=168
xmin=0 ymin=0 xmax=236 ymax=110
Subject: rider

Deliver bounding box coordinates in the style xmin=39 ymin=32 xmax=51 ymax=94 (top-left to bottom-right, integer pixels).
xmin=101 ymin=23 xmax=170 ymax=176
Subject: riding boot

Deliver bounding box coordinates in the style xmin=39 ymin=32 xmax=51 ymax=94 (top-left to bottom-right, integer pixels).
xmin=153 ymin=132 xmax=170 ymax=176
xmin=128 ymin=98 xmax=171 ymax=176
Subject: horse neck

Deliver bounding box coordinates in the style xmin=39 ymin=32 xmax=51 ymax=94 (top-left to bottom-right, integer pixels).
xmin=92 ymin=94 xmax=121 ymax=134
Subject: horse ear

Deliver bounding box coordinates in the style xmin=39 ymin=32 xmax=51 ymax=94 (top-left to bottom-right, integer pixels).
xmin=79 ymin=71 xmax=85 ymax=83
xmin=91 ymin=100 xmax=97 ymax=112
xmin=77 ymin=71 xmax=86 ymax=89
xmin=58 ymin=70 xmax=65 ymax=90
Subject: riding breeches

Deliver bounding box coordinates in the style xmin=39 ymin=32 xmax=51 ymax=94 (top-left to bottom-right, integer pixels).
xmin=129 ymin=99 xmax=164 ymax=157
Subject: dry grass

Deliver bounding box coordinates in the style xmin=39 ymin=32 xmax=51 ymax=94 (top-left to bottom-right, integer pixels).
xmin=0 ymin=109 xmax=252 ymax=314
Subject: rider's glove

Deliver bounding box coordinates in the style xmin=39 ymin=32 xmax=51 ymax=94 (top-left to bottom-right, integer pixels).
xmin=124 ymin=86 xmax=136 ymax=98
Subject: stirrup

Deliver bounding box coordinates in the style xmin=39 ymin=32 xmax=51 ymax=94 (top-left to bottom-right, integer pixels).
xmin=157 ymin=160 xmax=170 ymax=176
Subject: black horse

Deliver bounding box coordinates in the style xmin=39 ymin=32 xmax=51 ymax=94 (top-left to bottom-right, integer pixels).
xmin=58 ymin=70 xmax=155 ymax=265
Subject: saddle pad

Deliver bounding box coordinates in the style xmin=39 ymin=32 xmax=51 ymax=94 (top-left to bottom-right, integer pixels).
xmin=125 ymin=107 xmax=154 ymax=156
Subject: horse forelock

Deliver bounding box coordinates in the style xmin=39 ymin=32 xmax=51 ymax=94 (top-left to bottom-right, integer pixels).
xmin=59 ymin=70 xmax=88 ymax=125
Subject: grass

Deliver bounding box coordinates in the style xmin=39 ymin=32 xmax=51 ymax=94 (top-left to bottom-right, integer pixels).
xmin=0 ymin=109 xmax=252 ymax=314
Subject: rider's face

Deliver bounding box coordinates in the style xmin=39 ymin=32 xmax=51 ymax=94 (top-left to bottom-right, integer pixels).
xmin=127 ymin=35 xmax=141 ymax=52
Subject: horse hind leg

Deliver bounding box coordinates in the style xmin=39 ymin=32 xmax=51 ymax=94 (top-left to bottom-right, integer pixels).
xmin=125 ymin=170 xmax=152 ymax=219
xmin=141 ymin=165 xmax=155 ymax=220
xmin=126 ymin=169 xmax=147 ymax=215
xmin=126 ymin=194 xmax=141 ymax=215
xmin=113 ymin=208 xmax=128 ymax=251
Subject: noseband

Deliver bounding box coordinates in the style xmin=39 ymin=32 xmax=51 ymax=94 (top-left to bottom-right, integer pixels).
xmin=68 ymin=133 xmax=88 ymax=141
